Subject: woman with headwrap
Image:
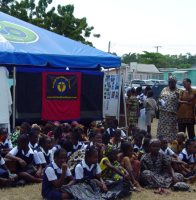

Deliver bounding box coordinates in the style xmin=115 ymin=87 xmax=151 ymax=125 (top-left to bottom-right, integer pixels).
xmin=140 ymin=139 xmax=184 ymax=190
xmin=157 ymin=77 xmax=181 ymax=142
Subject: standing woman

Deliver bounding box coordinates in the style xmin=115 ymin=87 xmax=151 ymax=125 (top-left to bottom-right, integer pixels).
xmin=126 ymin=88 xmax=139 ymax=136
xmin=157 ymin=77 xmax=180 ymax=142
xmin=177 ymin=78 xmax=196 ymax=139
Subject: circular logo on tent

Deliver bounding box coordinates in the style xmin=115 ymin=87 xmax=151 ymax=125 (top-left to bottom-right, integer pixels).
xmin=57 ymin=81 xmax=66 ymax=93
xmin=0 ymin=21 xmax=38 ymax=43
xmin=53 ymin=76 xmax=71 ymax=95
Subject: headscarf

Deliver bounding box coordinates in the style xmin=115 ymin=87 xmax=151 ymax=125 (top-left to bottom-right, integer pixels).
xmin=168 ymin=75 xmax=177 ymax=82
xmin=149 ymin=138 xmax=160 ymax=146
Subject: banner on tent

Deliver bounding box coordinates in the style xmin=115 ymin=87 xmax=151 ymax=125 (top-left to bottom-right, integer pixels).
xmin=16 ymin=69 xmax=103 ymax=121
xmin=46 ymin=74 xmax=78 ymax=100
xmin=42 ymin=72 xmax=81 ymax=121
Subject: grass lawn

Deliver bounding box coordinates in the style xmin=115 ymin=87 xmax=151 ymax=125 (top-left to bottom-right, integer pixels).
xmin=0 ymin=183 xmax=196 ymax=200
xmin=0 ymin=119 xmax=195 ymax=200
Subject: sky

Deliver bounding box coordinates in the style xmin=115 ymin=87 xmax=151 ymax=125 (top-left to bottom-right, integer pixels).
xmin=52 ymin=0 xmax=196 ymax=56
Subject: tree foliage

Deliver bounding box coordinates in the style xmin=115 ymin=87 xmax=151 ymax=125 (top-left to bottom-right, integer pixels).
xmin=0 ymin=0 xmax=99 ymax=45
xmin=121 ymin=51 xmax=194 ymax=68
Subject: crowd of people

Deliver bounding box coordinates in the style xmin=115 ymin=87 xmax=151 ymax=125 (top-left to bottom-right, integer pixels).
xmin=126 ymin=77 xmax=195 ymax=140
xmin=0 ymin=77 xmax=195 ymax=200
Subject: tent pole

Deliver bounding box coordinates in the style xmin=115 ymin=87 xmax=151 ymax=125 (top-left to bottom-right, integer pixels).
xmin=122 ymin=78 xmax=128 ymax=136
xmin=12 ymin=66 xmax=16 ymax=130
xmin=117 ymin=66 xmax=121 ymax=123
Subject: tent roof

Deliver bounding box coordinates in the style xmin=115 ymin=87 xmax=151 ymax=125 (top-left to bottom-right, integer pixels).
xmin=0 ymin=12 xmax=120 ymax=69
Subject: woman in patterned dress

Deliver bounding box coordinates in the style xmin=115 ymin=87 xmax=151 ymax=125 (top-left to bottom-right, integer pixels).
xmin=157 ymin=77 xmax=181 ymax=142
xmin=126 ymin=88 xmax=139 ymax=136
xmin=140 ymin=139 xmax=184 ymax=189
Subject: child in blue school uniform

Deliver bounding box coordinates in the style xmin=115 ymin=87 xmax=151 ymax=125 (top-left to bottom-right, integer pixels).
xmin=74 ymin=145 xmax=107 ymax=191
xmin=159 ymin=137 xmax=177 ymax=158
xmin=37 ymin=136 xmax=53 ymax=168
xmin=69 ymin=127 xmax=87 ymax=155
xmin=0 ymin=128 xmax=13 ymax=157
xmin=0 ymin=152 xmax=18 ymax=187
xmin=133 ymin=133 xmax=144 ymax=153
xmin=28 ymin=127 xmax=40 ymax=151
xmin=42 ymin=148 xmax=74 ymax=200
xmin=177 ymin=139 xmax=196 ymax=180
xmin=178 ymin=139 xmax=196 ymax=164
xmin=6 ymin=134 xmax=42 ymax=184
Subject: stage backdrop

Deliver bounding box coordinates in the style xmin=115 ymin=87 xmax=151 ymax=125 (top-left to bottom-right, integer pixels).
xmin=16 ymin=68 xmax=103 ymax=121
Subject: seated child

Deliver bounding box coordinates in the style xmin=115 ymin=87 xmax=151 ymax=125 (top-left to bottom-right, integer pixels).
xmin=71 ymin=121 xmax=79 ymax=128
xmin=6 ymin=134 xmax=42 ymax=183
xmin=102 ymin=132 xmax=111 ymax=146
xmin=177 ymin=139 xmax=196 ymax=180
xmin=89 ymin=131 xmax=106 ymax=162
xmin=51 ymin=126 xmax=68 ymax=155
xmin=42 ymin=149 xmax=74 ymax=200
xmin=29 ymin=127 xmax=40 ymax=151
xmin=105 ymin=119 xmax=126 ymax=138
xmin=178 ymin=139 xmax=196 ymax=165
xmin=158 ymin=137 xmax=188 ymax=176
xmin=37 ymin=136 xmax=53 ymax=168
xmin=96 ymin=123 xmax=105 ymax=135
xmin=74 ymin=146 xmax=107 ymax=191
xmin=69 ymin=127 xmax=87 ymax=155
xmin=118 ymin=142 xmax=141 ymax=187
xmin=133 ymin=134 xmax=144 ymax=153
xmin=44 ymin=122 xmax=55 ymax=137
xmin=100 ymin=148 xmax=130 ymax=182
xmin=10 ymin=122 xmax=31 ymax=147
xmin=87 ymin=121 xmax=97 ymax=136
xmin=171 ymin=132 xmax=186 ymax=154
xmin=0 ymin=128 xmax=13 ymax=157
xmin=0 ymin=153 xmax=18 ymax=187
xmin=159 ymin=137 xmax=177 ymax=158
xmin=109 ymin=129 xmax=123 ymax=150
xmin=61 ymin=123 xmax=72 ymax=140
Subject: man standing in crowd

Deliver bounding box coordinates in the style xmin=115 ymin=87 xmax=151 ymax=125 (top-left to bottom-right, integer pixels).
xmin=177 ymin=78 xmax=196 ymax=139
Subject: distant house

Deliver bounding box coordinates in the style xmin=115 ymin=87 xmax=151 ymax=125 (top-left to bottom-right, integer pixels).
xmin=128 ymin=62 xmax=163 ymax=81
xmin=159 ymin=66 xmax=196 ymax=86
xmin=104 ymin=62 xmax=163 ymax=85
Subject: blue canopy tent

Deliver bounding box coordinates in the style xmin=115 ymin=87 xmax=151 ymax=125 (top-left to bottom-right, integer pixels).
xmin=0 ymin=11 xmax=121 ymax=127
xmin=0 ymin=11 xmax=120 ymax=69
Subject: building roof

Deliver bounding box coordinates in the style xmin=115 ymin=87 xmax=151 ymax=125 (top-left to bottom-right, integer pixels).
xmin=130 ymin=62 xmax=160 ymax=73
xmin=173 ymin=71 xmax=188 ymax=74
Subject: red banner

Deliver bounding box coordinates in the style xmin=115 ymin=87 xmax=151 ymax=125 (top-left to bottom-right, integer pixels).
xmin=41 ymin=72 xmax=81 ymax=121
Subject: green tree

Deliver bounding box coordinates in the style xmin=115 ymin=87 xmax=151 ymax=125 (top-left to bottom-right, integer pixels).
xmin=121 ymin=51 xmax=196 ymax=68
xmin=121 ymin=52 xmax=138 ymax=64
xmin=0 ymin=0 xmax=13 ymax=12
xmin=0 ymin=0 xmax=99 ymax=45
xmin=138 ymin=51 xmax=167 ymax=68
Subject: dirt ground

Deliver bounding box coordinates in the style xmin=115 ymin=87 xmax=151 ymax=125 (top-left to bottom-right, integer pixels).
xmin=0 ymin=119 xmax=196 ymax=200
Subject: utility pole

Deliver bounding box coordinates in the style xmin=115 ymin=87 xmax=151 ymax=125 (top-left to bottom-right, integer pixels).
xmin=154 ymin=45 xmax=162 ymax=53
xmin=108 ymin=41 xmax=111 ymax=53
